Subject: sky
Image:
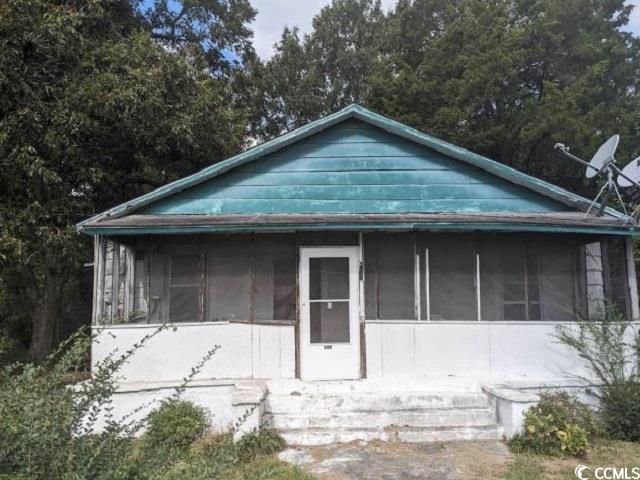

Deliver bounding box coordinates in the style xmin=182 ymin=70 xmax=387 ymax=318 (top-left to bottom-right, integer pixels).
xmin=628 ymin=0 xmax=640 ymax=36
xmin=250 ymin=0 xmax=396 ymax=59
xmin=251 ymin=0 xmax=640 ymax=60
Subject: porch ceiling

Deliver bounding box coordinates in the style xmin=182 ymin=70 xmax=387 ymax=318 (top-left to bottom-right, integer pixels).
xmin=81 ymin=212 xmax=638 ymax=236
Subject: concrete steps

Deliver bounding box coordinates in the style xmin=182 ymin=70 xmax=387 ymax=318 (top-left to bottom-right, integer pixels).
xmin=266 ymin=391 xmax=489 ymax=414
xmin=264 ymin=407 xmax=496 ymax=430
xmin=263 ymin=382 xmax=503 ymax=446
xmin=276 ymin=425 xmax=504 ymax=446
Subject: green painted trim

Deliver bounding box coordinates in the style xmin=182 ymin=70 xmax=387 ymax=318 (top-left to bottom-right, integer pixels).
xmin=81 ymin=222 xmax=638 ymax=236
xmin=77 ymin=104 xmax=625 ymax=231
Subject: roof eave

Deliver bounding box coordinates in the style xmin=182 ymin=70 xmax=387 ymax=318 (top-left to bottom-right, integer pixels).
xmin=81 ymin=222 xmax=639 ymax=237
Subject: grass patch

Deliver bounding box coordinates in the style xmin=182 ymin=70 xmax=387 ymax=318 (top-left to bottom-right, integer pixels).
xmin=225 ymin=455 xmax=315 ymax=480
xmin=502 ymin=455 xmax=546 ymax=480
xmin=502 ymin=440 xmax=640 ymax=480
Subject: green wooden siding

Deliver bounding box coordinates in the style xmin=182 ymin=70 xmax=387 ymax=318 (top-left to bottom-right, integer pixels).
xmin=140 ymin=120 xmax=569 ymax=215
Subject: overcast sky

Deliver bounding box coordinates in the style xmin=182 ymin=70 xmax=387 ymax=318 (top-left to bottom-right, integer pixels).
xmin=250 ymin=0 xmax=640 ymax=60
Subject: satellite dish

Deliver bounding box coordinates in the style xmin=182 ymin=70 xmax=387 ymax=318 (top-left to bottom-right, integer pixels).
xmin=618 ymin=157 xmax=640 ymax=188
xmin=586 ymin=135 xmax=619 ymax=178
xmin=554 ymin=134 xmax=631 ymax=218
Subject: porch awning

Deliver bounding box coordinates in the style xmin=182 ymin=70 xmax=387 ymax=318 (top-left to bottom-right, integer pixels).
xmin=78 ymin=212 xmax=638 ymax=236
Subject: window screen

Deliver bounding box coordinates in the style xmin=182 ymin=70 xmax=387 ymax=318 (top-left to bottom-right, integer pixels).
xmin=428 ymin=235 xmax=478 ymax=321
xmin=169 ymin=254 xmax=203 ymax=322
xmin=602 ymin=238 xmax=630 ymax=318
xmin=207 ymin=238 xmax=251 ymax=322
xmin=534 ymin=240 xmax=578 ymax=321
xmin=481 ymin=235 xmax=579 ymax=321
xmin=131 ymin=249 xmax=148 ymax=322
xmin=309 ymin=257 xmax=351 ymax=343
xmin=364 ymin=233 xmax=416 ymax=320
xmin=481 ymin=237 xmax=539 ymax=321
xmin=254 ymin=235 xmax=296 ymax=321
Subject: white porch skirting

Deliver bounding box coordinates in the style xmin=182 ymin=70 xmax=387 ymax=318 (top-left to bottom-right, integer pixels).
xmin=364 ymin=321 xmax=592 ymax=380
xmin=91 ymin=321 xmax=597 ymax=384
xmin=92 ymin=322 xmax=296 ymax=383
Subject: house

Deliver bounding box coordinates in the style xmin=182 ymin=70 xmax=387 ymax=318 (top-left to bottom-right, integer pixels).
xmin=78 ymin=105 xmax=639 ymax=444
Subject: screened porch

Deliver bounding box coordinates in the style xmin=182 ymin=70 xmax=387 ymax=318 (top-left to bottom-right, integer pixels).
xmin=94 ymin=231 xmax=632 ymax=326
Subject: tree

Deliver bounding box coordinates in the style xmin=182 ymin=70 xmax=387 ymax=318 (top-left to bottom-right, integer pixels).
xmin=369 ymin=0 xmax=640 ymax=194
xmin=0 ymin=0 xmax=249 ymax=360
xmin=244 ymin=0 xmax=385 ymax=139
xmin=247 ymin=0 xmax=640 ymax=198
xmin=140 ymin=0 xmax=257 ymax=75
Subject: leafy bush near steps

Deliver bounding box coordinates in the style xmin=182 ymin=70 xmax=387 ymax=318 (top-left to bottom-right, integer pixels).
xmin=598 ymin=380 xmax=640 ymax=442
xmin=555 ymin=307 xmax=640 ymax=442
xmin=509 ymin=392 xmax=600 ymax=456
xmin=143 ymin=399 xmax=211 ymax=459
xmin=154 ymin=429 xmax=288 ymax=480
xmin=235 ymin=428 xmax=288 ymax=463
xmin=0 ymin=325 xmax=291 ymax=480
xmin=0 ymin=328 xmax=141 ymax=480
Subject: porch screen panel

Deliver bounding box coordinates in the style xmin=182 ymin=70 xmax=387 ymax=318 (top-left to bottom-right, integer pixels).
xmin=130 ymin=249 xmax=148 ymax=322
xmin=481 ymin=235 xmax=579 ymax=321
xmin=534 ymin=240 xmax=578 ymax=321
xmin=481 ymin=236 xmax=539 ymax=321
xmin=147 ymin=243 xmax=204 ymax=323
xmin=254 ymin=235 xmax=296 ymax=321
xmin=169 ymin=254 xmax=203 ymax=322
xmin=309 ymin=257 xmax=350 ymax=343
xmin=364 ymin=233 xmax=416 ymax=320
xmin=602 ymin=238 xmax=630 ymax=318
xmin=207 ymin=237 xmax=251 ymax=322
xmin=428 ymin=235 xmax=477 ymax=321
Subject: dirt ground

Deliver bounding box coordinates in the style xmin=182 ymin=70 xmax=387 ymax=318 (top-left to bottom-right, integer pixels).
xmin=279 ymin=440 xmax=513 ymax=480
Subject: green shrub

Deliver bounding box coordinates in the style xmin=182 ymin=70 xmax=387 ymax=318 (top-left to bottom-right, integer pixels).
xmin=598 ymin=380 xmax=640 ymax=441
xmin=143 ymin=399 xmax=210 ymax=458
xmin=0 ymin=328 xmax=136 ymax=480
xmin=0 ymin=325 xmax=288 ymax=480
xmin=0 ymin=326 xmax=221 ymax=480
xmin=555 ymin=306 xmax=640 ymax=442
xmin=235 ymin=429 xmax=286 ymax=463
xmin=509 ymin=392 xmax=595 ymax=456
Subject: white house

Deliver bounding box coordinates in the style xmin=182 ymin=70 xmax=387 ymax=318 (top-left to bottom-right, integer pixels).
xmin=78 ymin=105 xmax=639 ymax=444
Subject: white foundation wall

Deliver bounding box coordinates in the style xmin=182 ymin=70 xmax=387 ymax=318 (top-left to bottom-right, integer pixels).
xmin=92 ymin=322 xmax=296 ymax=383
xmin=364 ymin=321 xmax=593 ymax=381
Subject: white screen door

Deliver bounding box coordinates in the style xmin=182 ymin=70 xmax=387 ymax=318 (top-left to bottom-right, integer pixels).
xmin=299 ymin=246 xmax=361 ymax=380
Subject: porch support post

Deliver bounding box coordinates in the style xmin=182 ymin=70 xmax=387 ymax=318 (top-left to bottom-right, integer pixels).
xmin=93 ymin=235 xmax=105 ymax=324
xmin=359 ymin=232 xmax=367 ymax=379
xmin=625 ymin=237 xmax=639 ymax=321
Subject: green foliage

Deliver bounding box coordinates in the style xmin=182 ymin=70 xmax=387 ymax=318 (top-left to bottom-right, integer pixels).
xmin=598 ymin=380 xmax=640 ymax=442
xmin=0 ymin=327 xmax=290 ymax=479
xmin=243 ymin=0 xmax=384 ymax=139
xmin=247 ymin=0 xmax=640 ymax=203
xmin=555 ymin=308 xmax=640 ymax=441
xmin=235 ymin=429 xmax=287 ymax=463
xmin=141 ymin=0 xmax=257 ymax=75
xmin=556 ymin=423 xmax=590 ymax=456
xmin=0 ymin=329 xmax=14 ymax=364
xmin=509 ymin=392 xmax=596 ymax=456
xmin=0 ymin=0 xmax=250 ymax=360
xmin=143 ymin=399 xmax=210 ymax=458
xmin=0 ymin=328 xmax=155 ymax=479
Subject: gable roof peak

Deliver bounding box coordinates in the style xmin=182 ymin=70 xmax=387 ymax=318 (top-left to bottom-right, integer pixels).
xmin=78 ymin=105 xmax=625 ymax=230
